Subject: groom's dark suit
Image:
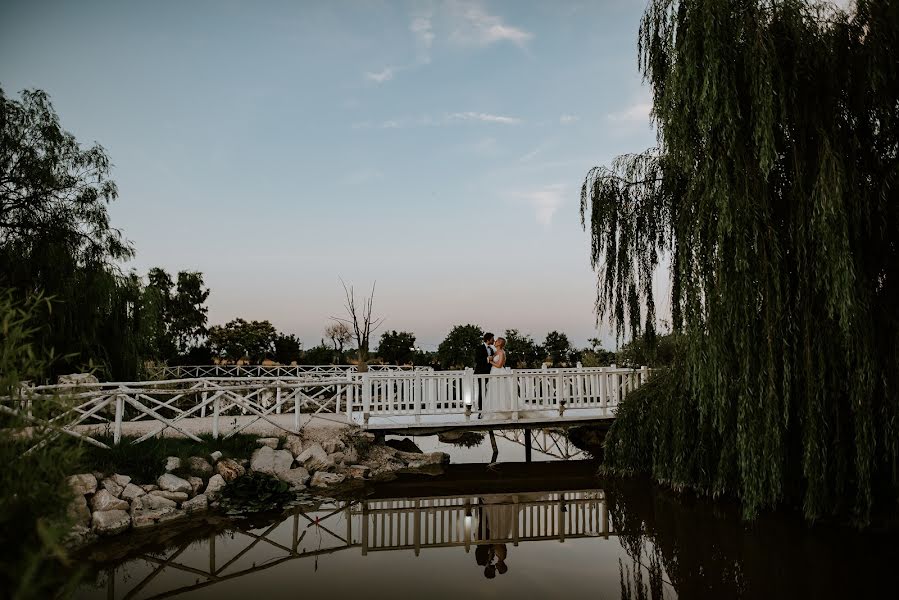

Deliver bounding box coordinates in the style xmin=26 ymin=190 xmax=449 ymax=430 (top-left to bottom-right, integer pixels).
xmin=474 ymin=343 xmax=493 ymax=411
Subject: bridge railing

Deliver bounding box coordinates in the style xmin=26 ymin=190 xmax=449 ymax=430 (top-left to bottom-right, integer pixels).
xmin=349 ymin=364 xmax=649 ymax=425
xmin=147 ymin=364 xmax=433 ymax=380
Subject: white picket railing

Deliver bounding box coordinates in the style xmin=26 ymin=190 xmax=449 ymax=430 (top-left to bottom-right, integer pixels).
xmin=3 ymin=365 xmax=649 ymax=447
xmin=147 ymin=364 xmax=432 ymax=380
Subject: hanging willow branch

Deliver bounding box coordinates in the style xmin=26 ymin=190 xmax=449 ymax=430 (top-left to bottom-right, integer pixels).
xmin=586 ymin=0 xmax=899 ymax=525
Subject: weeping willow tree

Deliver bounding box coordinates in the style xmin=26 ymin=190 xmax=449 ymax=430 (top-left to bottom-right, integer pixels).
xmin=583 ymin=0 xmax=898 ymax=523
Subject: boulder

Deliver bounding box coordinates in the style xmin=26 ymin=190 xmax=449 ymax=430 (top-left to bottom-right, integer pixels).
xmin=68 ymin=495 xmax=91 ymax=527
xmin=329 ymin=451 xmax=346 ymax=465
xmin=256 ymin=437 xmax=279 ymax=449
xmin=135 ymin=494 xmax=177 ymax=510
xmin=322 ymin=438 xmax=346 ymax=454
xmin=310 ymin=472 xmax=346 ymax=487
xmin=181 ymin=494 xmax=208 ymax=514
xmin=298 ymin=443 xmax=333 ymax=471
xmin=279 ymin=467 xmax=310 ymax=490
xmin=92 ymin=510 xmax=131 ymax=535
xmin=100 ymin=478 xmax=124 ymax=498
xmin=150 ymin=490 xmax=189 ymax=502
xmin=111 ymin=473 xmax=131 ymax=488
xmin=205 ymin=474 xmax=227 ymax=500
xmin=284 ymin=435 xmax=305 ymax=457
xmin=386 ymin=438 xmax=422 ymax=453
xmin=209 ymin=450 xmax=223 ymax=464
xmin=91 ymin=489 xmax=129 ymax=512
xmin=216 ymin=458 xmax=245 ymax=482
xmin=67 ymin=473 xmax=97 ymax=496
xmin=395 ymin=450 xmax=450 ymax=468
xmin=343 ymin=446 xmax=359 ymax=464
xmin=140 ymin=484 xmax=159 ymax=493
xmin=164 ymin=456 xmax=181 ymax=472
xmin=130 ymin=494 xmax=177 ymax=528
xmin=58 ymin=373 xmax=99 ymax=386
xmin=186 ymin=456 xmax=213 ymax=476
xmin=157 ymin=473 xmax=191 ymax=493
xmin=250 ymin=447 xmax=293 ymax=477
xmin=121 ymin=483 xmax=145 ymax=502
xmin=345 ymin=465 xmax=371 ymax=479
xmin=188 ymin=476 xmax=204 ymax=496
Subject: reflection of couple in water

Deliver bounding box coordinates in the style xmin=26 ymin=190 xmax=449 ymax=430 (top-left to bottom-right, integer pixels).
xmin=474 ymin=494 xmax=517 ymax=579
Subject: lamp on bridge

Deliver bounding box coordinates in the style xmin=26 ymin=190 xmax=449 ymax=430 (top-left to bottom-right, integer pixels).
xmin=464 ymin=501 xmax=472 ymax=552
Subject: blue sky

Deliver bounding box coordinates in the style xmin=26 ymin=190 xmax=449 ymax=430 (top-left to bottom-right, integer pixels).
xmin=1 ymin=0 xmax=659 ymax=351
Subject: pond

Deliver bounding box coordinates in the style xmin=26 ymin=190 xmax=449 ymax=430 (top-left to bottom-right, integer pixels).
xmin=72 ymin=429 xmax=897 ymax=600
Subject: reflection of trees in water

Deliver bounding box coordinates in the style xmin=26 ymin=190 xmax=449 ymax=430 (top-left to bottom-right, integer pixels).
xmin=606 ymin=478 xmax=896 ymax=599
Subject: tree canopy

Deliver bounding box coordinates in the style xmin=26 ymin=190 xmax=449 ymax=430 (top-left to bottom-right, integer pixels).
xmin=584 ymin=0 xmax=899 ymax=523
xmin=377 ymin=330 xmax=416 ymax=365
xmin=437 ymin=324 xmax=483 ymax=369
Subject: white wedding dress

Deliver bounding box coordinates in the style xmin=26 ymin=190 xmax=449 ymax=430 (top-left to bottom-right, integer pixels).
xmin=486 ymin=351 xmax=512 ymax=419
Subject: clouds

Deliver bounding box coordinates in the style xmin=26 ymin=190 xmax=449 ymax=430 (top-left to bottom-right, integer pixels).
xmin=447 ymin=0 xmax=534 ymax=47
xmin=607 ymin=100 xmax=652 ymax=123
xmin=448 ymin=111 xmax=521 ymax=125
xmin=515 ymin=184 xmax=567 ymax=226
xmin=559 ymin=114 xmax=579 ymax=124
xmin=364 ymin=67 xmax=395 ymax=83
xmin=354 ymin=112 xmax=521 ymax=129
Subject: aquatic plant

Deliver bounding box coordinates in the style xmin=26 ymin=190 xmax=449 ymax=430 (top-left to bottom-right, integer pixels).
xmin=218 ymin=472 xmax=293 ymax=515
xmin=583 ymin=0 xmax=899 ymax=524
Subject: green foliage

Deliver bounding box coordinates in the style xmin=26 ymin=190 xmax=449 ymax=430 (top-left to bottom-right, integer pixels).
xmin=208 ymin=318 xmax=278 ymax=362
xmin=616 ymin=333 xmax=680 ymax=368
xmin=437 ymin=324 xmax=483 ymax=369
xmin=144 ymin=268 xmax=210 ymax=361
xmin=581 ymin=337 xmax=617 ymax=367
xmin=302 ymin=342 xmax=336 ymax=365
xmin=274 ymin=333 xmax=302 ymax=364
xmin=583 ymin=0 xmax=899 ymax=523
xmin=0 ymin=290 xmax=85 ymax=599
xmin=543 ymin=330 xmax=577 ymax=367
xmin=377 ymin=330 xmax=416 ymax=365
xmin=219 ymin=472 xmax=292 ymax=514
xmin=503 ymin=329 xmax=543 ymax=368
xmin=73 ymin=434 xmax=262 ymax=483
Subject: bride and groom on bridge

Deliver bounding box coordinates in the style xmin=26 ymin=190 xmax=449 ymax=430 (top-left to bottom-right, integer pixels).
xmin=474 ymin=332 xmax=512 ymax=419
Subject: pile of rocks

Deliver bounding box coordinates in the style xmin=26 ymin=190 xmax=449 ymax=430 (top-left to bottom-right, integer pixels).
xmin=66 ymin=428 xmax=450 ymax=546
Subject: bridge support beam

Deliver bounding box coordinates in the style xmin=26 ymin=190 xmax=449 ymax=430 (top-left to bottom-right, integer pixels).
xmin=524 ymin=428 xmax=532 ymax=462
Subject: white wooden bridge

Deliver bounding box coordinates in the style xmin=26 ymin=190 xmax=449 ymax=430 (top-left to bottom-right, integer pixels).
xmin=4 ymin=364 xmax=649 ymax=448
xmin=91 ymin=488 xmax=614 ymax=599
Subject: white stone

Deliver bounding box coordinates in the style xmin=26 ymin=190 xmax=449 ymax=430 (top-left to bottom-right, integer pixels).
xmin=121 ymin=483 xmax=145 ymax=502
xmin=256 ymin=437 xmax=279 ymax=449
xmin=91 ymin=489 xmax=129 ymax=512
xmin=164 ymin=456 xmax=181 ymax=472
xmin=322 ymin=438 xmax=346 ymax=454
xmin=250 ymin=446 xmax=293 ymax=477
xmin=58 ymin=373 xmax=99 ymax=386
xmin=216 ymin=458 xmax=245 ymax=482
xmin=157 ymin=473 xmax=191 ymax=493
xmin=140 ymin=484 xmax=159 ymax=493
xmin=67 ymin=473 xmax=97 ymax=496
xmin=100 ymin=478 xmax=124 ymax=498
xmin=205 ymin=474 xmax=226 ymax=500
xmin=150 ymin=490 xmax=189 ymax=502
xmin=329 ymin=451 xmax=345 ymax=465
xmin=188 ymin=476 xmax=204 ymax=496
xmin=111 ymin=473 xmax=131 ymax=487
xmin=130 ymin=494 xmax=177 ymax=527
xmin=296 ymin=442 xmax=326 ymax=464
xmin=135 ymin=494 xmax=177 ymax=510
xmin=187 ymin=456 xmax=213 ymax=475
xmin=343 ymin=447 xmax=359 ymax=464
xmin=181 ymin=494 xmax=208 ymax=514
xmin=310 ymin=472 xmax=346 ymax=487
xmin=279 ymin=467 xmax=310 ymax=490
xmin=209 ymin=450 xmax=223 ymax=464
xmin=68 ymin=495 xmax=91 ymax=527
xmin=91 ymin=510 xmax=131 ymax=535
xmin=284 ymin=435 xmax=305 ymax=457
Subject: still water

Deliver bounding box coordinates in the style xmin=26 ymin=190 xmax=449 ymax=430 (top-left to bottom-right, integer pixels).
xmin=73 ymin=431 xmax=896 ymax=600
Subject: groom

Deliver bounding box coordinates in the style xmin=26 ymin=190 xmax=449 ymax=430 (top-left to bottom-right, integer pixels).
xmin=474 ymin=332 xmax=495 ymax=415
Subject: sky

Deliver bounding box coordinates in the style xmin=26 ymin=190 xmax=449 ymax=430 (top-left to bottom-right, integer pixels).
xmin=0 ymin=0 xmax=660 ymax=351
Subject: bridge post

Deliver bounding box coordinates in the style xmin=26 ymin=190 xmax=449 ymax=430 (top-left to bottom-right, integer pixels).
xmin=640 ymin=365 xmax=648 ymax=385
xmin=293 ymin=383 xmax=301 ymax=432
xmin=212 ymin=393 xmax=221 ymax=439
xmin=557 ymin=370 xmax=566 ymax=416
xmin=113 ymin=393 xmax=124 ymax=446
xmin=361 ymin=501 xmax=369 ymax=556
xmin=463 ymin=368 xmax=473 ymax=421
xmin=610 ymin=364 xmax=619 ymax=406
xmin=201 ymin=380 xmax=208 ymax=418
xmin=414 ymin=371 xmax=422 ymax=424
xmin=362 ymin=372 xmax=371 ymax=428
xmin=558 ymin=493 xmax=566 ymax=543
xmin=599 ymin=367 xmax=608 ymax=409
xmin=346 ymin=370 xmax=355 ymax=421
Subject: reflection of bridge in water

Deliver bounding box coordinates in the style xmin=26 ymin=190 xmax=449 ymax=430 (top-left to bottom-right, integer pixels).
xmin=99 ymin=489 xmax=613 ymax=599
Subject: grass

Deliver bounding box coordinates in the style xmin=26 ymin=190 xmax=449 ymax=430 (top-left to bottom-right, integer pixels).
xmin=71 ymin=433 xmax=270 ymax=483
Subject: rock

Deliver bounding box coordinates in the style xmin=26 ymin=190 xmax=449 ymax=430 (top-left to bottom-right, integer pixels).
xmin=205 ymin=474 xmax=226 ymax=499
xmin=157 ymin=473 xmax=191 ymax=493
xmin=209 ymin=450 xmax=223 ymax=464
xmin=181 ymin=494 xmax=208 ymax=514
xmin=140 ymin=484 xmax=159 ymax=493
xmin=136 ymin=494 xmax=177 ymax=510
xmin=310 ymin=472 xmax=346 ymax=487
xmin=188 ymin=476 xmax=204 ymax=496
xmin=67 ymin=473 xmax=98 ymax=496
xmin=256 ymin=437 xmax=279 ymax=449
xmin=91 ymin=489 xmax=129 ymax=512
xmin=164 ymin=456 xmax=181 ymax=472
xmin=250 ymin=446 xmax=293 ymax=477
xmin=68 ymin=495 xmax=91 ymax=527
xmin=279 ymin=467 xmax=310 ymax=490
xmin=322 ymin=438 xmax=346 ymax=454
xmin=395 ymin=450 xmax=450 ymax=467
xmin=100 ymin=478 xmax=124 ymax=498
xmin=284 ymin=435 xmax=305 ymax=457
xmin=91 ymin=510 xmax=131 ymax=535
xmin=111 ymin=473 xmax=131 ymax=487
xmin=298 ymin=443 xmax=334 ymax=471
xmin=329 ymin=451 xmax=346 ymax=465
xmin=186 ymin=456 xmax=213 ymax=476
xmin=343 ymin=447 xmax=359 ymax=464
xmin=354 ymin=431 xmax=376 ymax=443
xmin=386 ymin=438 xmax=422 ymax=453
xmin=158 ymin=509 xmax=187 ymax=523
xmin=346 ymin=465 xmax=371 ymax=479
xmin=130 ymin=494 xmax=177 ymax=528
xmin=121 ymin=483 xmax=145 ymax=502
xmin=150 ymin=490 xmax=189 ymax=502
xmin=58 ymin=373 xmax=99 ymax=386
xmin=216 ymin=458 xmax=245 ymax=482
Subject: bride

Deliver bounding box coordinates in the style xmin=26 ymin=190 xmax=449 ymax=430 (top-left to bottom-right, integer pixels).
xmin=486 ymin=338 xmax=512 ymax=418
